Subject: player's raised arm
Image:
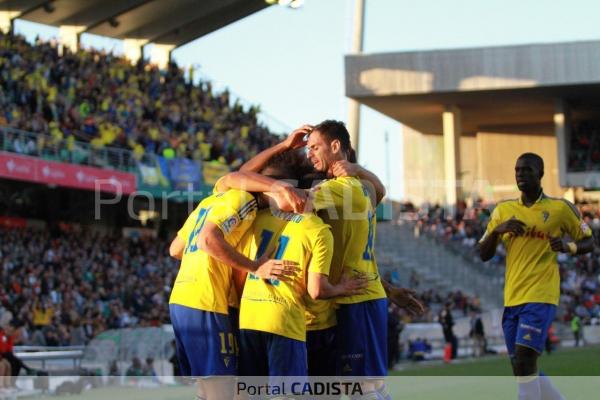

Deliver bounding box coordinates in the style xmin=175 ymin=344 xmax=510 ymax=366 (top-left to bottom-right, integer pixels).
xmin=331 ymin=160 xmax=386 ymax=206
xmin=215 ymin=171 xmax=307 ymax=213
xmin=239 ymin=124 xmax=312 ymax=173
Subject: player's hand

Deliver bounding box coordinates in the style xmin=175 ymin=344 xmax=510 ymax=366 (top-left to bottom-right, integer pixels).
xmin=548 ymin=236 xmax=568 ymax=253
xmin=283 ymin=124 xmax=312 ymax=150
xmin=254 ymin=255 xmax=298 ymax=281
xmin=272 ymin=183 xmax=307 ymax=213
xmin=387 ymin=286 xmax=427 ymax=316
xmin=338 ymin=273 xmax=368 ymax=296
xmin=493 ymin=217 xmax=526 ymax=235
xmin=331 ymin=160 xmax=359 ymax=178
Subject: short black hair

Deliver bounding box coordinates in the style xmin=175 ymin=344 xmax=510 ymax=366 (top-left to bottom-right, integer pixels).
xmin=298 ymin=171 xmax=327 ymax=189
xmin=260 ymin=150 xmax=313 ymax=181
xmin=518 ymin=152 xmax=544 ymax=173
xmin=348 ymin=147 xmax=357 ymax=163
xmin=312 ymin=120 xmax=353 ymax=160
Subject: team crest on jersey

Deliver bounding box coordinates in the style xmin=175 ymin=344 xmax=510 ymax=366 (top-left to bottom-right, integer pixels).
xmin=542 ymin=211 xmax=550 ymax=223
xmin=221 ymin=215 xmax=240 ymax=233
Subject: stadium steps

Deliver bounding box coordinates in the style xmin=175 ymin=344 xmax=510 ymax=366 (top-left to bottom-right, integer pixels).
xmin=376 ymin=222 xmax=504 ymax=310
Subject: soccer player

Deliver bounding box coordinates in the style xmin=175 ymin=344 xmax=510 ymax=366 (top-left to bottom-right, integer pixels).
xmin=217 ymin=151 xmax=367 ymax=379
xmin=238 ymin=203 xmax=368 ymax=377
xmin=168 ymin=184 xmax=304 ymax=400
xmin=237 ymin=121 xmax=425 ymax=399
xmin=479 ymin=152 xmax=594 ymax=400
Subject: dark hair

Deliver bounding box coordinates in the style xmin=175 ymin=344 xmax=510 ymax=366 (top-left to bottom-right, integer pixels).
xmin=312 ymin=120 xmax=353 ymax=160
xmin=518 ymin=152 xmax=544 ymax=174
xmin=260 ymin=150 xmax=313 ymax=181
xmin=298 ymin=171 xmax=328 ymax=189
xmin=348 ymin=147 xmax=357 ymax=163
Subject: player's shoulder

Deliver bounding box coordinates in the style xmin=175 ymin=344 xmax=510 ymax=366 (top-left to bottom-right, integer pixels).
xmin=300 ymin=212 xmax=328 ymax=228
xmin=545 ymin=196 xmax=581 ymax=219
xmin=270 ymin=210 xmax=323 ymax=226
xmin=216 ymin=188 xmax=253 ymax=201
xmin=492 ymin=198 xmax=519 ymax=211
xmin=318 ymin=176 xmax=359 ymax=189
xmin=217 ymin=189 xmax=256 ymax=207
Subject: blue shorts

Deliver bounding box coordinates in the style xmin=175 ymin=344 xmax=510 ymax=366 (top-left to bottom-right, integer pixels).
xmin=169 ymin=304 xmax=237 ymax=377
xmin=502 ymin=303 xmax=556 ymax=356
xmin=335 ymin=298 xmax=388 ymax=377
xmin=307 ymin=326 xmax=336 ymax=376
xmin=238 ymin=329 xmax=307 ymax=377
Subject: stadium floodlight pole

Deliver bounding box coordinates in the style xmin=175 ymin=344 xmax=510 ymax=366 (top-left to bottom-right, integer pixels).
xmin=347 ymin=0 xmax=365 ymax=159
xmin=0 ymin=11 xmax=19 ymax=34
xmin=385 ymin=130 xmax=390 ymax=191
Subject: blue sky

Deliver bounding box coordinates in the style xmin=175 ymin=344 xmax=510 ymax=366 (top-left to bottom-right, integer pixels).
xmin=14 ymin=0 xmax=600 ymax=200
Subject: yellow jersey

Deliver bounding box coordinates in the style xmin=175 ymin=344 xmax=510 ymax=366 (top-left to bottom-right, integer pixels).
xmin=239 ymin=209 xmax=333 ymax=342
xmin=169 ymin=190 xmax=257 ymax=314
xmin=311 ymin=177 xmax=387 ymax=305
xmin=480 ymin=193 xmax=592 ymax=306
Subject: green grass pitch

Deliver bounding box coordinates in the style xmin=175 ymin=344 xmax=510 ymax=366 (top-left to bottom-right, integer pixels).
xmin=38 ymin=346 xmax=600 ymax=400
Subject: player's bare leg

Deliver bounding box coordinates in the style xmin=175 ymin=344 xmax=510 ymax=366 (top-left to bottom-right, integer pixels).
xmin=512 ymin=345 xmax=541 ymax=400
xmin=511 ymin=345 xmax=564 ymax=400
xmin=201 ymin=377 xmax=234 ymax=400
xmin=0 ymin=360 xmax=12 ymax=391
xmin=195 ymin=379 xmax=206 ymax=400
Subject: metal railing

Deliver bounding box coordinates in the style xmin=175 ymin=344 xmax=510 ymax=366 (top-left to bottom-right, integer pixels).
xmin=14 ymin=346 xmax=85 ymax=371
xmin=0 ymin=126 xmax=138 ymax=172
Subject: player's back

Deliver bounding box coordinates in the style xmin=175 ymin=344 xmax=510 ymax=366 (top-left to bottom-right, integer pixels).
xmin=239 ymin=208 xmax=333 ymax=342
xmin=169 ymin=190 xmax=257 ymax=314
xmin=311 ymin=176 xmax=386 ymax=304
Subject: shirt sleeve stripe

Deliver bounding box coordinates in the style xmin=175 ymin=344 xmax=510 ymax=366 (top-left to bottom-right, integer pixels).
xmin=238 ymin=200 xmax=258 ymax=219
xmin=560 ymin=199 xmax=582 ymax=219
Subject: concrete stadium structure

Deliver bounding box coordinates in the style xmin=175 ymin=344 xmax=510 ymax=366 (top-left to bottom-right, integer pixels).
xmin=345 ymin=41 xmax=600 ymax=205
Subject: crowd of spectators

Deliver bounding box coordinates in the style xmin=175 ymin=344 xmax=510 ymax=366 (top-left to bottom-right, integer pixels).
xmin=0 ymin=226 xmax=176 ymax=347
xmin=0 ymin=32 xmax=280 ymax=169
xmin=402 ymin=200 xmax=600 ymax=326
xmin=568 ymin=120 xmax=600 ymax=172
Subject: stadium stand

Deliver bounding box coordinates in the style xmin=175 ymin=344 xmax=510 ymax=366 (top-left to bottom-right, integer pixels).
xmin=0 ymin=226 xmax=176 ymax=346
xmin=0 ymin=29 xmax=290 ymax=351
xmin=568 ymin=121 xmax=600 ymax=172
xmin=397 ymin=201 xmax=600 ymax=326
xmin=0 ymin=32 xmax=280 ymax=169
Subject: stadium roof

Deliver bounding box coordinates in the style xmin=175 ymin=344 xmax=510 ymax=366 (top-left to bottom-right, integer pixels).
xmin=0 ymin=0 xmax=269 ymax=47
xmin=345 ymin=40 xmax=600 ymax=134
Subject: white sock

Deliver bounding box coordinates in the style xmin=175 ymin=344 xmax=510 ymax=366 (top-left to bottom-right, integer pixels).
xmin=539 ymin=374 xmax=565 ymax=400
xmin=517 ymin=375 xmax=541 ymax=400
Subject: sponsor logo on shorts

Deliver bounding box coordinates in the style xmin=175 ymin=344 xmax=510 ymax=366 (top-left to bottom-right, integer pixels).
xmin=341 ymin=353 xmax=364 ymax=360
xmin=519 ymin=323 xmax=542 ymax=334
xmin=523 ymin=334 xmax=532 ymax=341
